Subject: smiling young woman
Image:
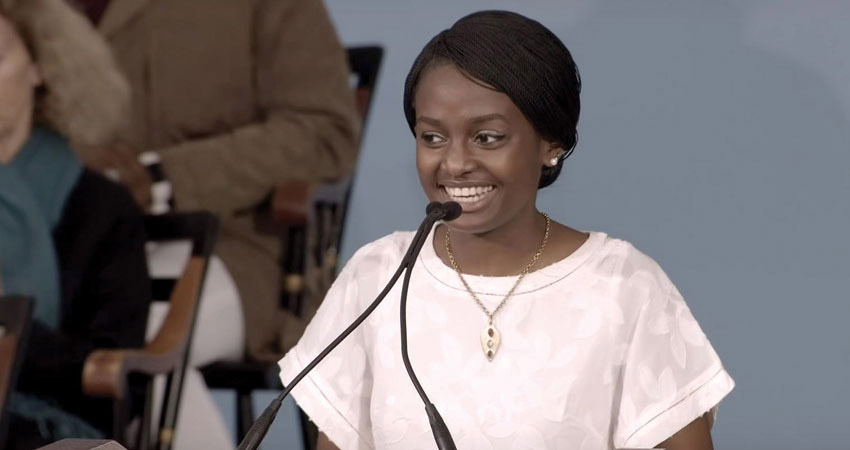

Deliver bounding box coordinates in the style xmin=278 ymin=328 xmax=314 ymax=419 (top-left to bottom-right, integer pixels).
xmin=280 ymin=11 xmax=734 ymax=450
xmin=413 ymin=63 xmax=589 ymax=278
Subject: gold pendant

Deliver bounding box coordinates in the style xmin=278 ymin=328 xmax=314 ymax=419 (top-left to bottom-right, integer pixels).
xmin=480 ymin=320 xmax=501 ymax=361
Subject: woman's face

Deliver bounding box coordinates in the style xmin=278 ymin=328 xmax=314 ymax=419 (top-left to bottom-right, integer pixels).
xmin=0 ymin=14 xmax=40 ymax=163
xmin=414 ymin=63 xmax=560 ymax=234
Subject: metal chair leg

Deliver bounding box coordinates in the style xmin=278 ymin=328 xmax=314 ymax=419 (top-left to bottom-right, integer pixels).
xmin=138 ymin=377 xmax=153 ymax=450
xmin=237 ymin=389 xmax=255 ymax=442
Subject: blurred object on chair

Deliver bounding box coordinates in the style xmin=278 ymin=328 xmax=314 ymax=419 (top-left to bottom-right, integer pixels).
xmin=201 ymin=45 xmax=384 ymax=449
xmin=0 ymin=296 xmax=33 ymax=449
xmin=83 ymin=213 xmax=218 ymax=450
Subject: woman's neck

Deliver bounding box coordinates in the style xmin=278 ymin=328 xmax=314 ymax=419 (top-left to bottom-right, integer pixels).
xmin=434 ymin=210 xmax=549 ymax=276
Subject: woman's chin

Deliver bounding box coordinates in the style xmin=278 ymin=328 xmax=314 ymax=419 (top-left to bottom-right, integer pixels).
xmin=440 ymin=210 xmax=504 ymax=236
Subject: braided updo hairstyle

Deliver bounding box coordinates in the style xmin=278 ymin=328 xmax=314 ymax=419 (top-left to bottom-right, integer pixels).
xmin=403 ymin=10 xmax=581 ymax=189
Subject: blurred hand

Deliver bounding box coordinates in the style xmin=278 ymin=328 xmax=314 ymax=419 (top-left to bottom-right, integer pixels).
xmin=75 ymin=141 xmax=152 ymax=210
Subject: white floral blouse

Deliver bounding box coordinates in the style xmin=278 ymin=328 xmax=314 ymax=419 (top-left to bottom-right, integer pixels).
xmin=279 ymin=230 xmax=734 ymax=449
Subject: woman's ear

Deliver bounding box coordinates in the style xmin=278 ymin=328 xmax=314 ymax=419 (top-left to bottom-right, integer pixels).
xmin=540 ymin=141 xmax=563 ymax=167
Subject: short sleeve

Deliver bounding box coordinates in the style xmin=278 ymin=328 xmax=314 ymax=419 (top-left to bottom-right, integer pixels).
xmin=613 ymin=285 xmax=735 ymax=448
xmin=278 ymin=248 xmax=377 ymax=450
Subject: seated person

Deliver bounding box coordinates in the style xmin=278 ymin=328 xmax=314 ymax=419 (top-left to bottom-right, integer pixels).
xmin=0 ymin=1 xmax=149 ymax=447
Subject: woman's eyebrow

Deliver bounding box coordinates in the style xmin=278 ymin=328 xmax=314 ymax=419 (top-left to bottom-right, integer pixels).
xmin=416 ymin=113 xmax=508 ymax=127
xmin=468 ymin=113 xmax=508 ymax=125
xmin=416 ymin=116 xmax=443 ymax=127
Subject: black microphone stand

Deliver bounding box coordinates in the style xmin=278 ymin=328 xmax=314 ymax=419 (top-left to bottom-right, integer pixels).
xmin=399 ymin=204 xmax=459 ymax=450
xmin=236 ymin=202 xmax=459 ymax=450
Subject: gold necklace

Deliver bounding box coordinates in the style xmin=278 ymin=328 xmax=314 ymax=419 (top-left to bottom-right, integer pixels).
xmin=445 ymin=213 xmax=550 ymax=361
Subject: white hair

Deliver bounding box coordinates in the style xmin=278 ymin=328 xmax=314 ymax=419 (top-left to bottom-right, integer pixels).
xmin=4 ymin=0 xmax=130 ymax=146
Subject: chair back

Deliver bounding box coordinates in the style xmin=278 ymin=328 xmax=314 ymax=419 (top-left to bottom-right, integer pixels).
xmin=235 ymin=46 xmax=382 ymax=450
xmin=348 ymin=45 xmax=384 ymax=132
xmin=82 ymin=212 xmax=218 ymax=450
xmin=144 ymin=212 xmax=218 ymax=450
xmin=0 ymin=296 xmax=34 ymax=448
xmin=267 ymin=46 xmax=384 ymax=319
xmin=316 ymin=45 xmax=384 ymax=266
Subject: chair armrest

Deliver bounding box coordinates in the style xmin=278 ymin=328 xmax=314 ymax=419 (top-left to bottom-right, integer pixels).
xmin=254 ymin=182 xmax=315 ymax=236
xmin=0 ymin=335 xmax=19 ymax=407
xmin=272 ymin=182 xmax=314 ymax=225
xmin=200 ymin=361 xmax=282 ymax=392
xmin=82 ymin=348 xmax=177 ymax=399
xmin=82 ymin=257 xmax=207 ymax=399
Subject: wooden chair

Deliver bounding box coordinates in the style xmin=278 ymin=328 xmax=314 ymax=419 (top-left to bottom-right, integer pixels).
xmin=0 ymin=296 xmax=34 ymax=449
xmin=201 ymin=45 xmax=384 ymax=448
xmin=82 ymin=212 xmax=219 ymax=450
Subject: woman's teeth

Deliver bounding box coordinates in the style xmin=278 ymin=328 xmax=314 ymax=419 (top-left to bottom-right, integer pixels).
xmin=443 ymin=185 xmax=495 ymax=203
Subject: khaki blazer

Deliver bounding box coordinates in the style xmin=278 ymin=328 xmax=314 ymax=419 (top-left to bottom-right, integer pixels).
xmin=98 ymin=0 xmax=360 ymax=360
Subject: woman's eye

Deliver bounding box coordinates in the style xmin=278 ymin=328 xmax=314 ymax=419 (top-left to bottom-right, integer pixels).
xmin=421 ymin=132 xmax=447 ymax=145
xmin=473 ymin=132 xmax=504 ymax=146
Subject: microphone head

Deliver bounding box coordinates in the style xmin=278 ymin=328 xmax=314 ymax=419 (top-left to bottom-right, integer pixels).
xmin=424 ymin=201 xmax=462 ymax=221
xmin=441 ymin=202 xmax=462 ymax=221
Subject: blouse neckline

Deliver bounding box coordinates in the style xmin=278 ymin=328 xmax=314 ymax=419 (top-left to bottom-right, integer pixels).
xmin=418 ymin=225 xmax=607 ymax=298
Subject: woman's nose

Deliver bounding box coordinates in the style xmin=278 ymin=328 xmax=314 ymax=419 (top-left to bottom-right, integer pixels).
xmin=441 ymin=141 xmax=475 ymax=176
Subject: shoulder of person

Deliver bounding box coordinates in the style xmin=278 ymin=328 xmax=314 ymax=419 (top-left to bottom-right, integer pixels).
xmin=75 ymin=169 xmax=144 ymax=214
xmin=62 ymin=170 xmax=146 ymax=234
xmin=583 ymin=232 xmax=678 ymax=300
xmin=339 ymin=230 xmax=417 ymax=276
xmin=53 ymin=170 xmax=148 ymax=274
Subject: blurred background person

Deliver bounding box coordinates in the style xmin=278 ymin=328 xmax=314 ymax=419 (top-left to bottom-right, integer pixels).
xmin=0 ymin=0 xmax=149 ymax=448
xmin=69 ymin=0 xmax=361 ymax=363
xmin=65 ymin=0 xmax=360 ymax=448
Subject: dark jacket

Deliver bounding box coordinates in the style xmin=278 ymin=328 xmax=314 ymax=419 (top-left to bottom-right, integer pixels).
xmin=16 ymin=169 xmax=151 ymax=436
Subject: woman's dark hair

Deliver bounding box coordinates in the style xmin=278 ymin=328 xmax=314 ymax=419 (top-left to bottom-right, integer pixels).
xmin=403 ymin=10 xmax=581 ymax=189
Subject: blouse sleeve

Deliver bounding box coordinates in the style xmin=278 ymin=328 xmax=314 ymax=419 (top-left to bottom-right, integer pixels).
xmin=613 ymin=282 xmax=735 ymax=448
xmin=278 ymin=247 xmax=378 ymax=450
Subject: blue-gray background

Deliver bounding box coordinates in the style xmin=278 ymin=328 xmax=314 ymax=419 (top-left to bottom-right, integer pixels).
xmin=245 ymin=1 xmax=850 ymax=449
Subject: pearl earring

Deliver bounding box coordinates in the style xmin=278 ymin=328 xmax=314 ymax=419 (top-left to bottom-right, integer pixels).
xmin=549 ymin=156 xmax=560 ymax=167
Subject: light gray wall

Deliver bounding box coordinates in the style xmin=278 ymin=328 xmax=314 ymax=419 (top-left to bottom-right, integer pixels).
xmin=324 ymin=1 xmax=850 ymax=448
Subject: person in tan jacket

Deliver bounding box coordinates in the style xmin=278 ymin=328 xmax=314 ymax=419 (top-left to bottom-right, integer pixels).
xmin=72 ymin=0 xmax=361 ymax=362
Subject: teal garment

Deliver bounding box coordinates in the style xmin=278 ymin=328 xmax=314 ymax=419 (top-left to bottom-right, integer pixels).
xmin=9 ymin=392 xmax=105 ymax=440
xmin=0 ymin=127 xmax=83 ymax=329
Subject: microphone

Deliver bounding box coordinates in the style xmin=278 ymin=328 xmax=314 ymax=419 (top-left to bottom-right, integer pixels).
xmin=425 ymin=200 xmax=461 ymax=222
xmin=236 ymin=202 xmax=461 ymax=450
xmin=436 ymin=201 xmax=462 ymax=221
xmin=400 ymin=201 xmax=460 ymax=450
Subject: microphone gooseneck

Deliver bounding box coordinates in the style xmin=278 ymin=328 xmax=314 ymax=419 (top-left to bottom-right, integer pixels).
xmin=400 ymin=201 xmax=460 ymax=450
xmin=237 ymin=202 xmax=461 ymax=450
